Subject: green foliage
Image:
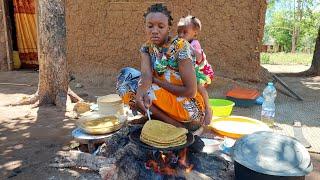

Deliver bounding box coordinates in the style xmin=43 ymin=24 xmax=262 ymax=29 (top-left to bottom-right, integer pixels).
xmin=264 ymin=0 xmax=320 ymax=52
xmin=260 ymin=52 xmax=313 ymax=65
xmin=265 ymin=11 xmax=294 ymax=52
xmin=298 ymin=10 xmax=320 ymax=51
xmin=261 ymin=53 xmax=271 ymax=64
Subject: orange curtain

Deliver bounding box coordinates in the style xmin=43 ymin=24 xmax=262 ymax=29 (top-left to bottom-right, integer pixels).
xmin=13 ymin=0 xmax=38 ymax=68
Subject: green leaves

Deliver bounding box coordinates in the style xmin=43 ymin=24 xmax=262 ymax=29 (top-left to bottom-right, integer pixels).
xmin=264 ymin=0 xmax=320 ymax=52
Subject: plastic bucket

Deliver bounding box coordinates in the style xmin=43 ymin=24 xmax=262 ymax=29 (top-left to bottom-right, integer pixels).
xmin=209 ymin=99 xmax=235 ymax=117
xmin=97 ymin=94 xmax=124 ymax=115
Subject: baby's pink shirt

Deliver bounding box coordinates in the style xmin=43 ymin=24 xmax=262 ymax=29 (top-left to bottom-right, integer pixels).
xmin=190 ymin=40 xmax=202 ymax=55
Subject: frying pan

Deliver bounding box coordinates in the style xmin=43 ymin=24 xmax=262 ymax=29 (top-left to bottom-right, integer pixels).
xmin=129 ymin=128 xmax=194 ymax=152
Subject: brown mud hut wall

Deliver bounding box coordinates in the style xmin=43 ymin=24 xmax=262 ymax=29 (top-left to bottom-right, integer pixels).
xmin=66 ymin=0 xmax=267 ymax=87
xmin=66 ymin=0 xmax=266 ymax=86
xmin=0 ymin=1 xmax=8 ymax=71
xmin=0 ymin=0 xmax=266 ymax=81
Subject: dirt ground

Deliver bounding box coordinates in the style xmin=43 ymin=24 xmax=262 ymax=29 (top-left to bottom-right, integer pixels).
xmin=0 ymin=69 xmax=319 ymax=180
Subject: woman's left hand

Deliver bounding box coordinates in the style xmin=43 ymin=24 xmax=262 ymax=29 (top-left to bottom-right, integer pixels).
xmin=202 ymin=108 xmax=212 ymax=126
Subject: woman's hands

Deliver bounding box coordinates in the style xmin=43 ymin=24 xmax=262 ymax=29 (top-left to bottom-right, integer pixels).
xmin=202 ymin=107 xmax=212 ymax=126
xmin=135 ymin=92 xmax=152 ymax=114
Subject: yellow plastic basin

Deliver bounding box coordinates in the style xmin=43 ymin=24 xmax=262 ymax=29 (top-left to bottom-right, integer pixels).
xmin=209 ymin=116 xmax=271 ymax=139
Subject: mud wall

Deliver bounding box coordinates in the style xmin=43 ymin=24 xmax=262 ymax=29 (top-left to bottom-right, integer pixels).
xmin=65 ymin=0 xmax=267 ymax=86
xmin=0 ymin=0 xmax=8 ymax=71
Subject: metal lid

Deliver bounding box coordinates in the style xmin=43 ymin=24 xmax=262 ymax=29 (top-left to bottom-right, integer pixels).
xmin=233 ymin=131 xmax=313 ymax=176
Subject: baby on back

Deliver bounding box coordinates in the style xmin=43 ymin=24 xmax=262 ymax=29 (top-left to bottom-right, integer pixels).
xmin=177 ymin=15 xmax=215 ymax=124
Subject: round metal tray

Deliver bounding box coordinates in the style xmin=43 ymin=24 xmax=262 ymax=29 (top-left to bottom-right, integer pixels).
xmin=72 ymin=127 xmax=116 ymax=143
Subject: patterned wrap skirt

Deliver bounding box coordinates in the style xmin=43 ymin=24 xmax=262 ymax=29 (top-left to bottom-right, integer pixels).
xmin=116 ymin=67 xmax=205 ymax=122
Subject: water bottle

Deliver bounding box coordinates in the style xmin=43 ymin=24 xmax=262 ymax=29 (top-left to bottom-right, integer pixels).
xmin=261 ymin=82 xmax=277 ymax=127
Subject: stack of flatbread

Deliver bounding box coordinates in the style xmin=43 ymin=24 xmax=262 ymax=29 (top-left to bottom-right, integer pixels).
xmin=77 ymin=112 xmax=121 ymax=135
xmin=140 ymin=120 xmax=188 ymax=148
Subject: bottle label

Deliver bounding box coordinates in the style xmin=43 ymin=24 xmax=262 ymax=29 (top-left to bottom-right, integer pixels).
xmin=261 ymin=110 xmax=275 ymax=118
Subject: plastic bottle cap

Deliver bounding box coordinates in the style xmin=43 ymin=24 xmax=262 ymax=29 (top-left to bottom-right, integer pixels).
xmin=268 ymin=82 xmax=274 ymax=86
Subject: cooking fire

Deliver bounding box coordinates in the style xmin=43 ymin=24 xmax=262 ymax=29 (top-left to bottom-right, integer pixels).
xmin=145 ymin=148 xmax=193 ymax=176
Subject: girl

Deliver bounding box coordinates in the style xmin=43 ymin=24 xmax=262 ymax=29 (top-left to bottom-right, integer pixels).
xmin=177 ymin=15 xmax=215 ymax=125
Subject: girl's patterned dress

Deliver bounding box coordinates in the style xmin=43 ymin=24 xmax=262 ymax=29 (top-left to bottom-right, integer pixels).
xmin=116 ymin=36 xmax=205 ymax=122
xmin=190 ymin=39 xmax=214 ymax=86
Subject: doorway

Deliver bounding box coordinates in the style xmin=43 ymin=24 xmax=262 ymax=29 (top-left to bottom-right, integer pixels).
xmin=7 ymin=0 xmax=38 ymax=70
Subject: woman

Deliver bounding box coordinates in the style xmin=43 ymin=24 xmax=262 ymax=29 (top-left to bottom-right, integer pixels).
xmin=117 ymin=4 xmax=205 ymax=128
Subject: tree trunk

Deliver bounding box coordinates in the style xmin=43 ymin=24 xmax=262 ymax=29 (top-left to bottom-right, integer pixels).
xmin=291 ymin=27 xmax=297 ymax=53
xmin=13 ymin=0 xmax=83 ymax=107
xmin=291 ymin=0 xmax=302 ymax=53
xmin=308 ymin=26 xmax=320 ymax=75
xmin=35 ymin=0 xmax=68 ymax=107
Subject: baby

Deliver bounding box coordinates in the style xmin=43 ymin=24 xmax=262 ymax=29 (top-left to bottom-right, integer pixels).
xmin=177 ymin=15 xmax=215 ymax=125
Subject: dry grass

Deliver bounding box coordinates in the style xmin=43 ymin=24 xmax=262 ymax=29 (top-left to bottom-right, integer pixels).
xmin=261 ymin=52 xmax=313 ymax=65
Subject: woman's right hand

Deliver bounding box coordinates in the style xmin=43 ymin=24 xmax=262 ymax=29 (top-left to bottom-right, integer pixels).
xmin=135 ymin=93 xmax=152 ymax=114
xmin=143 ymin=94 xmax=152 ymax=109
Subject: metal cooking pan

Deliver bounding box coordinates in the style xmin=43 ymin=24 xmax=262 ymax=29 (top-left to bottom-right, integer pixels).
xmin=233 ymin=131 xmax=313 ymax=180
xmin=129 ymin=128 xmax=194 ymax=152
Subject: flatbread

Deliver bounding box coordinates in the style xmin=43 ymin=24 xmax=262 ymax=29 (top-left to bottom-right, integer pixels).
xmin=141 ymin=139 xmax=187 ymax=148
xmin=81 ymin=115 xmax=119 ymax=129
xmin=140 ymin=120 xmax=188 ymax=148
xmin=140 ymin=120 xmax=188 ymax=142
xmin=141 ymin=133 xmax=187 ymax=144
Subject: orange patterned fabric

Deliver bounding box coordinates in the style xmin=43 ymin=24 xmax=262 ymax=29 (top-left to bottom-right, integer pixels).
xmin=13 ymin=0 xmax=38 ymax=67
xmin=14 ymin=0 xmax=36 ymax=14
xmin=150 ymin=84 xmax=205 ymax=122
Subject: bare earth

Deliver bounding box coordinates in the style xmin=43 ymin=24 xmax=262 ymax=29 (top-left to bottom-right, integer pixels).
xmin=0 ymin=67 xmax=319 ymax=179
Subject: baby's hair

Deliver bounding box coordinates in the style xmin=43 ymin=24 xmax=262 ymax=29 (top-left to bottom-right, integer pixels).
xmin=144 ymin=4 xmax=173 ymax=26
xmin=181 ymin=15 xmax=202 ymax=31
xmin=177 ymin=17 xmax=187 ymax=27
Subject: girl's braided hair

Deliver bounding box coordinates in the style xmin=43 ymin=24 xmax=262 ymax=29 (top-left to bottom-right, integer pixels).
xmin=143 ymin=3 xmax=173 ymax=26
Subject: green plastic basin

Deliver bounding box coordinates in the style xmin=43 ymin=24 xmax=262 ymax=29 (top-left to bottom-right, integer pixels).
xmin=209 ymin=99 xmax=235 ymax=117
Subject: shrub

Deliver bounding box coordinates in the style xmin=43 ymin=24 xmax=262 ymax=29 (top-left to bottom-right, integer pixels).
xmin=260 ymin=53 xmax=270 ymax=64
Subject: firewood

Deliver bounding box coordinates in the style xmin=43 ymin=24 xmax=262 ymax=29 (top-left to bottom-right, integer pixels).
xmin=49 ymin=162 xmax=76 ymax=168
xmin=49 ymin=150 xmax=116 ymax=171
xmin=0 ymin=83 xmax=32 ymax=86
xmin=177 ymin=169 xmax=213 ymax=180
xmin=99 ymin=165 xmax=118 ymax=180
